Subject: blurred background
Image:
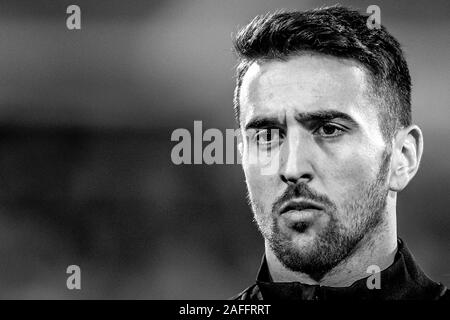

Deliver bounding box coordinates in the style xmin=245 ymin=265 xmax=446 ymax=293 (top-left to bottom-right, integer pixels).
xmin=0 ymin=0 xmax=448 ymax=299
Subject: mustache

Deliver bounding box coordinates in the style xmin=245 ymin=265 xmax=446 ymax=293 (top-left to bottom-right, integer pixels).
xmin=271 ymin=183 xmax=335 ymax=214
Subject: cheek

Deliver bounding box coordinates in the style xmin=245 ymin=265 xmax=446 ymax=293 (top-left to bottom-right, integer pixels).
xmin=244 ymin=163 xmax=279 ymax=207
xmin=320 ymin=150 xmax=380 ymax=199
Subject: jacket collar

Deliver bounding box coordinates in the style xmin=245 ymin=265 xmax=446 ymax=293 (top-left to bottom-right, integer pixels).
xmin=255 ymin=239 xmax=443 ymax=300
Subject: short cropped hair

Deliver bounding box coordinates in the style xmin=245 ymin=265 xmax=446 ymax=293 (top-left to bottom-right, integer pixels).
xmin=233 ymin=5 xmax=411 ymax=140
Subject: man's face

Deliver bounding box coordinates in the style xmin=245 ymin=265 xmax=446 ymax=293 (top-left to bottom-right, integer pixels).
xmin=239 ymin=54 xmax=392 ymax=280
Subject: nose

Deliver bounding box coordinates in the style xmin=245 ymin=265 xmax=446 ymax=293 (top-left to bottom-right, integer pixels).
xmin=279 ymin=129 xmax=314 ymax=185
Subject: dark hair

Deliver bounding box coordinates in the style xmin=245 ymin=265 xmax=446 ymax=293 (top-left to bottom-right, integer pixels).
xmin=233 ymin=5 xmax=411 ymax=140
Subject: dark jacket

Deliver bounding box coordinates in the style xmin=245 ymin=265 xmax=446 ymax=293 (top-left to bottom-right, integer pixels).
xmin=232 ymin=239 xmax=449 ymax=300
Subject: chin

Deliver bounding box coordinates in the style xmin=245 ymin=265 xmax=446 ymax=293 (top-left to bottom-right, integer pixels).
xmin=290 ymin=231 xmax=320 ymax=252
xmin=274 ymin=228 xmax=319 ymax=256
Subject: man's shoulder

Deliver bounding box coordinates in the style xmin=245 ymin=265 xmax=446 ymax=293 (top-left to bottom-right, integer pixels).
xmin=229 ymin=283 xmax=262 ymax=300
xmin=437 ymin=286 xmax=450 ymax=300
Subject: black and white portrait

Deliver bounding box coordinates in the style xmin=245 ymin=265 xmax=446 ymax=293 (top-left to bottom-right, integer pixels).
xmin=0 ymin=0 xmax=448 ymax=302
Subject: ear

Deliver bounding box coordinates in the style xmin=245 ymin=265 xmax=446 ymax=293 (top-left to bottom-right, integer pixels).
xmin=389 ymin=125 xmax=424 ymax=192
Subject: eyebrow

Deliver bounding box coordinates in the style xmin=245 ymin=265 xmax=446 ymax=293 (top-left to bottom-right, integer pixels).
xmin=295 ymin=110 xmax=359 ymax=127
xmin=244 ymin=110 xmax=359 ymax=130
xmin=244 ymin=117 xmax=282 ymax=130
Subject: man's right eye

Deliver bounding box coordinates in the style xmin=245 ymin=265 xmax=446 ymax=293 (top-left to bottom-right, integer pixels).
xmin=254 ymin=129 xmax=281 ymax=146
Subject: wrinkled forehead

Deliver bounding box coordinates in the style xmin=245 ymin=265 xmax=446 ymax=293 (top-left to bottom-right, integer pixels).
xmin=239 ymin=54 xmax=378 ymax=127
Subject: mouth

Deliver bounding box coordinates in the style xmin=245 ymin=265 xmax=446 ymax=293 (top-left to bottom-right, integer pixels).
xmin=279 ymin=200 xmax=323 ymax=215
xmin=278 ymin=200 xmax=324 ymax=233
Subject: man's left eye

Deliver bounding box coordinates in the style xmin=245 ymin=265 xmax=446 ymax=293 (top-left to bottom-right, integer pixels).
xmin=314 ymin=124 xmax=345 ymax=137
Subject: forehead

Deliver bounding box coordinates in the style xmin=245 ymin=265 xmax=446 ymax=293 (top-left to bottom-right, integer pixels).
xmin=239 ymin=54 xmax=377 ymax=125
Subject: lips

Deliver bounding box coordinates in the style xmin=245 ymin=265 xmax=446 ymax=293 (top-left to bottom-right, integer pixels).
xmin=279 ymin=200 xmax=323 ymax=215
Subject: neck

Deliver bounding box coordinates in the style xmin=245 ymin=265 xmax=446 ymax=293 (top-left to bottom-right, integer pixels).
xmin=266 ymin=193 xmax=398 ymax=287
